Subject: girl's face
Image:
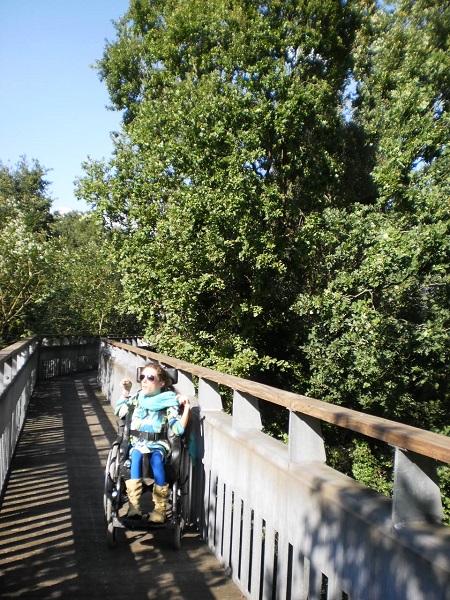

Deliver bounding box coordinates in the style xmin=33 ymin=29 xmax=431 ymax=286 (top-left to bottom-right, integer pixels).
xmin=140 ymin=367 xmax=163 ymax=396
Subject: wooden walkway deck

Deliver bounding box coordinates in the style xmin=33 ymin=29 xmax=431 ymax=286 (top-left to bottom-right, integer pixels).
xmin=0 ymin=372 xmax=243 ymax=599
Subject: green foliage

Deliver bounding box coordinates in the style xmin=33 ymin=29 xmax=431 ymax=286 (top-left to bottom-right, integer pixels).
xmin=32 ymin=211 xmax=138 ymax=336
xmin=79 ymin=0 xmax=358 ymax=386
xmin=0 ymin=157 xmax=54 ymax=234
xmin=73 ymin=0 xmax=450 ymax=512
xmin=0 ymin=159 xmax=55 ymax=345
xmin=351 ymin=439 xmax=393 ymax=496
xmin=354 ymin=0 xmax=450 ymax=214
xmin=292 ymin=0 xmax=450 ymax=497
xmin=0 ymin=158 xmax=138 ymax=345
xmin=0 ymin=218 xmax=51 ymax=344
xmin=295 ymin=204 xmax=449 ymax=430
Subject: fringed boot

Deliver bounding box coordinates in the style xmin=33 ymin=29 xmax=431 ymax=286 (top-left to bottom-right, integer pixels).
xmin=149 ymin=484 xmax=169 ymax=523
xmin=125 ymin=478 xmax=143 ymax=518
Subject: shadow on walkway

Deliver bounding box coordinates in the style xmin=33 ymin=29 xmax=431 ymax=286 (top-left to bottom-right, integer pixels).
xmin=0 ymin=371 xmax=243 ymax=599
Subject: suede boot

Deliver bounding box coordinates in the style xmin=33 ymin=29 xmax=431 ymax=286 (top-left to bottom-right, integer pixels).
xmin=125 ymin=478 xmax=143 ymax=518
xmin=149 ymin=484 xmax=169 ymax=523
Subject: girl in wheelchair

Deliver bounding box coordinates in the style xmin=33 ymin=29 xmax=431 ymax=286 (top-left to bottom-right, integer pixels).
xmin=115 ymin=362 xmax=190 ymax=523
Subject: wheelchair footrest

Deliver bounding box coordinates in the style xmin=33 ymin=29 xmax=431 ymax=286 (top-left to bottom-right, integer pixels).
xmin=117 ymin=513 xmax=180 ymax=531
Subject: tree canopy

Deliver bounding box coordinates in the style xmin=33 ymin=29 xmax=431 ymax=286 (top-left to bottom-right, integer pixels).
xmin=0 ymin=159 xmax=137 ymax=345
xmin=0 ymin=159 xmax=53 ymax=343
xmin=2 ymin=0 xmax=449 ymax=518
xmin=78 ymin=0 xmax=365 ymax=377
xmin=0 ymin=157 xmax=54 ymax=233
xmin=75 ymin=0 xmax=449 ymax=515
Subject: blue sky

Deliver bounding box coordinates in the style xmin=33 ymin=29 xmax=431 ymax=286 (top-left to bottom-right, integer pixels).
xmin=0 ymin=1 xmax=130 ymax=213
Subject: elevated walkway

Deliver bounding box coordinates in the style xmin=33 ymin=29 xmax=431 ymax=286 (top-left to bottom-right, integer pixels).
xmin=2 ymin=336 xmax=450 ymax=599
xmin=0 ymin=371 xmax=243 ymax=599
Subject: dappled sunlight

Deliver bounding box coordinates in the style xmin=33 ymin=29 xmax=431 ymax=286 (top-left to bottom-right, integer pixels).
xmin=0 ymin=390 xmax=77 ymax=597
xmin=0 ymin=372 xmax=242 ymax=599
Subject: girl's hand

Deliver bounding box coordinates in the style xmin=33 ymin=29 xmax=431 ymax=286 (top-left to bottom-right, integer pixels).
xmin=177 ymin=394 xmax=191 ymax=429
xmin=120 ymin=379 xmax=132 ymax=394
xmin=177 ymin=394 xmax=190 ymax=408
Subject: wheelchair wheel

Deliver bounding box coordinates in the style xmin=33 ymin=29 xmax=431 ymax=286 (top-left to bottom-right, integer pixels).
xmin=104 ymin=444 xmax=120 ymax=519
xmin=104 ymin=443 xmax=121 ymax=548
xmin=173 ymin=521 xmax=181 ymax=550
xmin=106 ymin=477 xmax=124 ymax=549
xmin=107 ymin=519 xmax=117 ymax=549
xmin=170 ymin=480 xmax=182 ymax=550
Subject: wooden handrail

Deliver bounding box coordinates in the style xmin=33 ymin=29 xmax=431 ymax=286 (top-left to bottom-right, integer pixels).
xmin=0 ymin=336 xmax=38 ymax=366
xmin=104 ymin=339 xmax=450 ymax=464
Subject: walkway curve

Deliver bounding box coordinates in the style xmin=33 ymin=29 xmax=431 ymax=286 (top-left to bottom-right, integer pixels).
xmin=0 ymin=371 xmax=243 ymax=599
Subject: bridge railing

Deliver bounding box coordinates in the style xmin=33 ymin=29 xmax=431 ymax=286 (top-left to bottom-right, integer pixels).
xmin=0 ymin=335 xmax=107 ymax=498
xmin=0 ymin=337 xmax=39 ymax=497
xmin=37 ymin=335 xmax=100 ymax=379
xmin=3 ymin=337 xmax=450 ymax=598
xmin=99 ymin=339 xmax=450 ymax=600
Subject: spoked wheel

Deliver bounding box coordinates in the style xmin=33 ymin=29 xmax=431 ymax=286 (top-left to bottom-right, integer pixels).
xmin=104 ymin=444 xmax=120 ymax=519
xmin=171 ymin=480 xmax=183 ymax=550
xmin=106 ymin=478 xmax=124 ymax=549
xmin=104 ymin=444 xmax=121 ymax=548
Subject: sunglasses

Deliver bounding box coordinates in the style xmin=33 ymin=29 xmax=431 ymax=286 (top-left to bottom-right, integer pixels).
xmin=139 ymin=373 xmax=156 ymax=382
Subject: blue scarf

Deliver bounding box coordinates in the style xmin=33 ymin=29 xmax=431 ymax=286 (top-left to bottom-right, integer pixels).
xmin=137 ymin=390 xmax=179 ymax=411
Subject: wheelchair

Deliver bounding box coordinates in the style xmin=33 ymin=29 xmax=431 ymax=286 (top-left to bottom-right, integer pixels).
xmin=103 ymin=365 xmax=190 ymax=549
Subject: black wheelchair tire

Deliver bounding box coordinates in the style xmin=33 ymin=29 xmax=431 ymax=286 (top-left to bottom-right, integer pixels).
xmin=104 ymin=444 xmax=119 ymax=518
xmin=173 ymin=521 xmax=181 ymax=550
xmin=107 ymin=520 xmax=117 ymax=549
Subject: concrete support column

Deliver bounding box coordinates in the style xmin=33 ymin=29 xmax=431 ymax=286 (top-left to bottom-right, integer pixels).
xmin=232 ymin=390 xmax=262 ymax=430
xmin=177 ymin=369 xmax=196 ymax=398
xmin=392 ymin=447 xmax=443 ymax=528
xmin=288 ymin=411 xmax=326 ymax=463
xmin=198 ymin=378 xmax=222 ymax=411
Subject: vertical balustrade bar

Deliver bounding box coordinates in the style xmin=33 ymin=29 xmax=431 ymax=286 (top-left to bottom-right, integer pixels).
xmin=240 ymin=500 xmax=253 ymax=595
xmin=249 ymin=511 xmax=264 ymax=600
xmin=230 ymin=494 xmax=242 ymax=586
xmin=325 ymin=574 xmax=345 ymax=600
xmin=311 ymin=565 xmax=325 ymax=600
xmin=203 ymin=467 xmax=212 ymax=544
xmin=262 ymin=524 xmax=276 ymax=600
xmin=275 ymin=532 xmax=289 ymax=600
xmin=221 ymin=484 xmax=233 ymax=572
xmin=216 ymin=477 xmax=225 ymax=559
xmin=0 ymin=360 xmax=4 ymax=393
xmin=208 ymin=470 xmax=220 ymax=553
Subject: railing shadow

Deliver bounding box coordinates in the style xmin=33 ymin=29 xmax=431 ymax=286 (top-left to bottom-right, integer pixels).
xmin=0 ymin=371 xmax=240 ymax=599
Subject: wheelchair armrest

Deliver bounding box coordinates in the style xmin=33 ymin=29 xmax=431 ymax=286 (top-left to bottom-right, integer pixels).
xmin=117 ymin=414 xmax=127 ymax=433
xmin=111 ymin=413 xmax=132 ymax=453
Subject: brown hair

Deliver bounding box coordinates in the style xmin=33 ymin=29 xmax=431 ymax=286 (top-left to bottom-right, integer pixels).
xmin=142 ymin=362 xmax=172 ymax=389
